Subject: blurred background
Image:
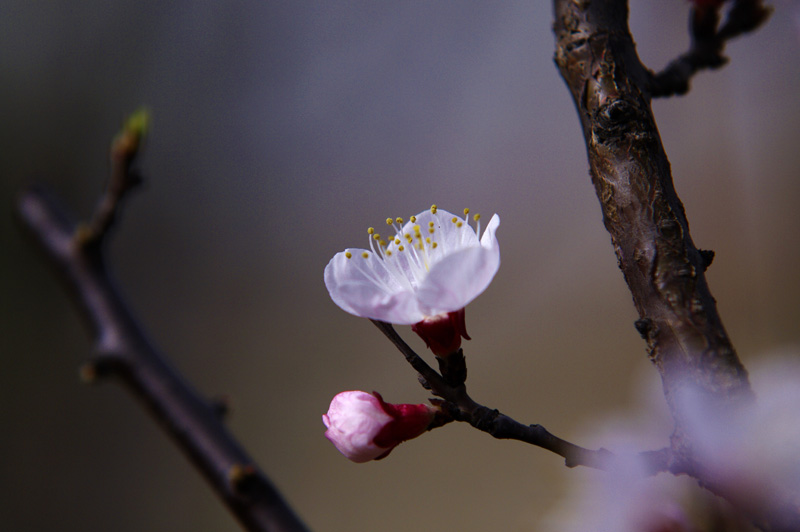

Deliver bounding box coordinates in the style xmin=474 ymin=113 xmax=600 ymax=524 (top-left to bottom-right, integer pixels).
xmin=2 ymin=2 xmax=799 ymax=531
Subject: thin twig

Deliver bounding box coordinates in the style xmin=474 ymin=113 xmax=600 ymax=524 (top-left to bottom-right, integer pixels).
xmin=371 ymin=320 xmax=667 ymax=473
xmin=16 ymin=114 xmax=309 ymax=532
xmin=649 ymin=0 xmax=772 ymax=97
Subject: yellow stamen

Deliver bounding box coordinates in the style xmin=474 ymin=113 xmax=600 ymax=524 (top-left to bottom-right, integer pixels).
xmin=368 ymin=227 xmax=375 ymax=235
xmin=410 ymin=216 xmax=416 ymax=223
xmin=386 ymin=218 xmax=393 ymax=225
xmin=451 ymin=217 xmax=458 ymax=223
xmin=430 ymin=204 xmax=438 ymax=214
xmin=473 ymin=214 xmax=481 ymax=222
xmin=463 ymin=208 xmax=470 ymax=215
xmin=432 ymin=242 xmax=438 ymax=248
xmin=457 ymin=221 xmax=463 ymax=228
xmin=396 ymin=217 xmax=404 ymax=224
xmin=361 ymin=252 xmax=369 ymax=259
xmin=345 ymin=251 xmax=352 ymax=259
xmin=398 ymin=245 xmax=405 ymax=251
xmin=373 ymin=233 xmax=380 ymax=240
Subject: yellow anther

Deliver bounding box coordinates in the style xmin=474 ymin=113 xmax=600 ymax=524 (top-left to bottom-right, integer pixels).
xmin=413 ymin=225 xmax=421 ymax=235
xmin=451 ymin=217 xmax=458 ymax=223
xmin=394 ymin=238 xmax=401 ymax=245
xmin=345 ymin=251 xmax=352 ymax=259
xmin=428 ymin=227 xmax=434 ymax=234
xmin=426 ymin=237 xmax=431 ymax=244
xmin=398 ymin=245 xmax=405 ymax=251
xmin=473 ymin=214 xmax=481 ymax=222
xmin=386 ymin=250 xmax=392 ymax=256
xmin=386 ymin=218 xmax=393 ymax=225
xmin=368 ymin=227 xmax=375 ymax=235
xmin=428 ymin=221 xmax=434 ymax=227
xmin=373 ymin=233 xmax=380 ymax=240
xmin=463 ymin=208 xmax=470 ymax=215
xmin=410 ymin=216 xmax=416 ymax=223
xmin=457 ymin=221 xmax=463 ymax=228
xmin=362 ymin=252 xmax=369 ymax=258
xmin=379 ymin=240 xmax=387 ymax=247
xmin=432 ymin=242 xmax=438 ymax=248
xmin=430 ymin=204 xmax=438 ymax=214
xmin=396 ymin=217 xmax=404 ymax=224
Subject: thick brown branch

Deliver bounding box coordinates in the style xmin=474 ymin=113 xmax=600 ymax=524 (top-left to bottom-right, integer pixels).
xmin=551 ymin=1 xmax=800 ymax=529
xmin=16 ymin=134 xmax=308 ymax=532
xmin=371 ymin=321 xmax=665 ymax=473
xmin=553 ymin=0 xmax=752 ymax=442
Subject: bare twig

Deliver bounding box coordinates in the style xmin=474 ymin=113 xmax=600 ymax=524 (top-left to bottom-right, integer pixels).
xmin=371 ymin=320 xmax=668 ymax=473
xmin=649 ymin=0 xmax=772 ymax=97
xmin=16 ymin=114 xmax=309 ymax=532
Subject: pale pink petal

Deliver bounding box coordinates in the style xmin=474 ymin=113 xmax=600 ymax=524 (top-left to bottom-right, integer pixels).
xmin=323 ymin=391 xmax=393 ymax=463
xmin=324 ymin=250 xmax=425 ymax=323
xmin=416 ymin=217 xmax=500 ymax=313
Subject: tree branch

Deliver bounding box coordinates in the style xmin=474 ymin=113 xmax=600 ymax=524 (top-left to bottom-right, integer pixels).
xmin=552 ymin=1 xmax=800 ymax=529
xmin=649 ymin=0 xmax=772 ymax=97
xmin=371 ymin=320 xmax=669 ymax=473
xmin=553 ymin=0 xmax=752 ymax=447
xmin=16 ymin=114 xmax=309 ymax=532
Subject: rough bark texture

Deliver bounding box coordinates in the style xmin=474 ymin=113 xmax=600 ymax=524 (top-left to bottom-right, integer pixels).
xmin=551 ymin=0 xmax=752 ymax=466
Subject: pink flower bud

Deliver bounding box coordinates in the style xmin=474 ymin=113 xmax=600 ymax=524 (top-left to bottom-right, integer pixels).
xmin=411 ymin=308 xmax=470 ymax=357
xmin=322 ymin=391 xmax=436 ymax=463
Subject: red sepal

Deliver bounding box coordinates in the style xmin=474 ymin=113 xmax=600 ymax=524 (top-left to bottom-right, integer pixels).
xmin=411 ymin=308 xmax=470 ymax=357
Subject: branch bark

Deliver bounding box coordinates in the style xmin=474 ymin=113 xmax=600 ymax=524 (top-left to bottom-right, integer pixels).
xmin=552 ymin=1 xmax=800 ymax=529
xmin=16 ymin=115 xmax=309 ymax=532
xmin=552 ymin=0 xmax=752 ymax=456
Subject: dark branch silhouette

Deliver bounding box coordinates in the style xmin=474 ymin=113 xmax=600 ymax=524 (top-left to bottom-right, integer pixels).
xmin=16 ymin=111 xmax=309 ymax=532
xmin=649 ymin=0 xmax=772 ymax=97
xmin=371 ymin=320 xmax=670 ymax=473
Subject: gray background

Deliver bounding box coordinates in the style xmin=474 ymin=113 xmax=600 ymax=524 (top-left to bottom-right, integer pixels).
xmin=2 ymin=2 xmax=799 ymax=531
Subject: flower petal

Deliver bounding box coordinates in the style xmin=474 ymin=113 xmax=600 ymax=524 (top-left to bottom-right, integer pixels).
xmin=323 ymin=391 xmax=394 ymax=463
xmin=324 ymin=250 xmax=425 ymax=323
xmin=415 ymin=215 xmax=500 ymax=313
xmin=480 ymin=214 xmax=500 ymax=250
xmin=415 ymin=245 xmax=500 ymax=313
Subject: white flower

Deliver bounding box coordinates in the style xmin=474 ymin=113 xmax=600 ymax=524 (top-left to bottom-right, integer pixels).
xmin=324 ymin=205 xmax=500 ymax=325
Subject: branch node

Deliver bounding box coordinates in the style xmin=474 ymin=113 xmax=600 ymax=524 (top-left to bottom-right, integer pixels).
xmin=228 ymin=463 xmax=263 ymax=498
xmin=435 ymin=349 xmax=467 ymax=387
xmin=79 ymin=356 xmax=125 ymax=384
xmin=633 ymin=318 xmax=653 ymax=340
xmin=212 ymin=395 xmax=232 ymax=419
xmin=698 ymin=249 xmax=716 ymax=271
